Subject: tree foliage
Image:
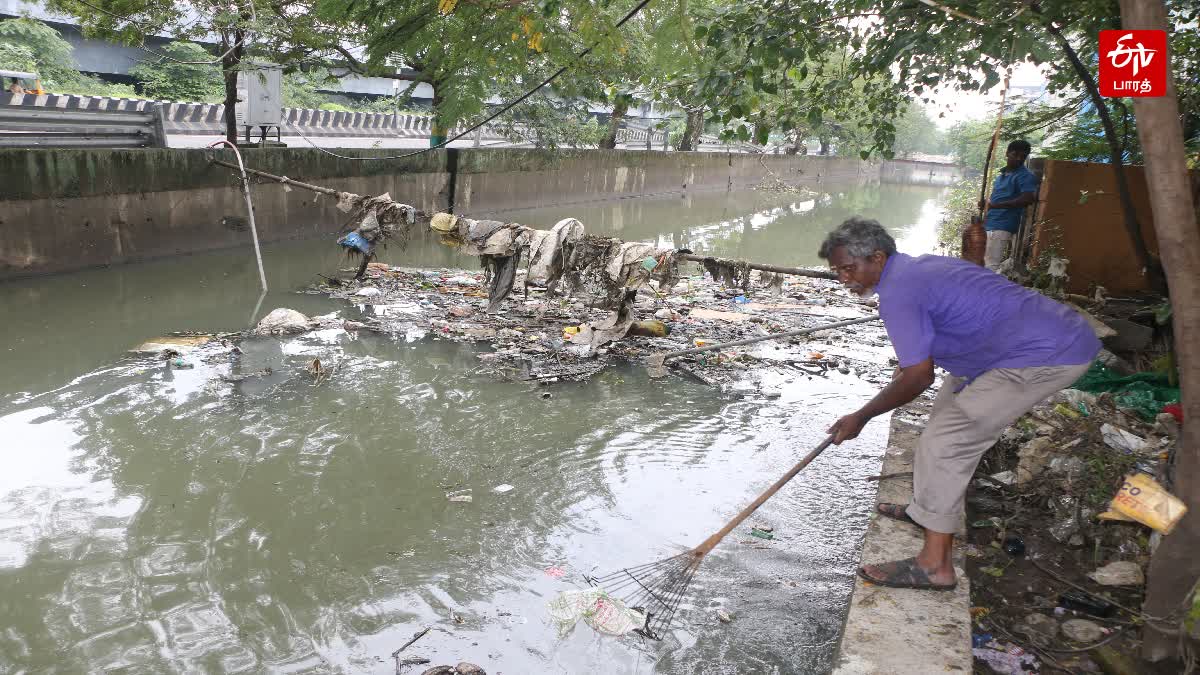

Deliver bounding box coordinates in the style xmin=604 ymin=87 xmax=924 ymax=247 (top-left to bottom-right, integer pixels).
xmin=129 ymin=42 xmax=225 ymax=102
xmin=0 ymin=42 xmax=37 ymax=75
xmin=945 ymin=118 xmax=998 ymax=171
xmin=681 ymin=0 xmax=1193 ymax=159
xmin=1025 ymin=100 xmax=1141 ymax=164
xmin=47 ymin=0 xmax=359 ymax=140
xmin=891 ymin=102 xmax=946 ymax=158
xmin=0 ymin=17 xmax=81 ymax=86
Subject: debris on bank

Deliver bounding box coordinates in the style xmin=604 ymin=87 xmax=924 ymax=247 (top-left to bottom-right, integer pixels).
xmin=961 ymin=288 xmax=1191 ymax=674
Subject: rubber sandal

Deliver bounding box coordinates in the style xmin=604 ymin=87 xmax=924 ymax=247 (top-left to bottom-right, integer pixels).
xmin=857 ymin=557 xmax=957 ymax=591
xmin=876 ymin=502 xmax=919 ymax=526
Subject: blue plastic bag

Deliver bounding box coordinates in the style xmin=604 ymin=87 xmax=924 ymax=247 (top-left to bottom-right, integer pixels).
xmin=338 ymin=231 xmax=371 ymax=254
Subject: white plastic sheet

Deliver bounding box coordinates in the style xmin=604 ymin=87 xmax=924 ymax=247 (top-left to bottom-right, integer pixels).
xmin=546 ymin=588 xmax=645 ymax=638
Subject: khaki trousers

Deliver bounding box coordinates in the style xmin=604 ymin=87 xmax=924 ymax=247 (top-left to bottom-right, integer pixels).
xmin=905 ymin=363 xmax=1092 ymax=534
xmin=984 ymin=230 xmax=1013 ymax=271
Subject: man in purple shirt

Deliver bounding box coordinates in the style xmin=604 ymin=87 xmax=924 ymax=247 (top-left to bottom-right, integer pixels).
xmin=819 ymin=217 xmax=1099 ymax=590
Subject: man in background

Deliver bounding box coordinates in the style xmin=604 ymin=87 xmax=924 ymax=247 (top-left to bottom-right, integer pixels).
xmin=979 ymin=139 xmax=1039 ymax=272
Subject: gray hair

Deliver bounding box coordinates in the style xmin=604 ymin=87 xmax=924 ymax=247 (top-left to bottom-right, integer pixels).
xmin=818 ymin=217 xmax=897 ymax=260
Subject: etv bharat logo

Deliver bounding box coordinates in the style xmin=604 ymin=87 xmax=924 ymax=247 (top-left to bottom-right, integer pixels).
xmin=1099 ymin=30 xmax=1167 ymax=97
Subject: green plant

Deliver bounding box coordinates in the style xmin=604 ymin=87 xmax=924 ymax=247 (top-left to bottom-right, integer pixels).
xmin=129 ymin=42 xmax=224 ymax=102
xmin=0 ymin=42 xmax=37 ymax=74
xmin=0 ymin=17 xmax=82 ymax=86
xmin=936 ymin=177 xmax=980 ymax=255
xmin=282 ymin=71 xmax=332 ymax=109
xmin=1081 ymin=448 xmax=1139 ymax=509
xmin=54 ymin=76 xmax=140 ymax=98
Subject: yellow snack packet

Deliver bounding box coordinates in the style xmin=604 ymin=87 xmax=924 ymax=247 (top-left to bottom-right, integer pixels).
xmin=1109 ymin=473 xmax=1189 ymax=534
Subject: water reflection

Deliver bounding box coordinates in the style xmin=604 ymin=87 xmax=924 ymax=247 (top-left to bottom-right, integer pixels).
xmin=0 ymin=182 xmax=941 ymax=673
xmin=487 ymin=183 xmax=945 ymax=267
xmin=0 ymin=330 xmax=889 ymax=672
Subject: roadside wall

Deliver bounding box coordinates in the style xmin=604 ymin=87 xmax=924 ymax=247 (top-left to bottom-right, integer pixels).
xmin=0 ymin=147 xmax=892 ymax=280
xmin=878 ymin=158 xmax=963 ymax=186
xmin=1030 ymin=159 xmax=1199 ymax=294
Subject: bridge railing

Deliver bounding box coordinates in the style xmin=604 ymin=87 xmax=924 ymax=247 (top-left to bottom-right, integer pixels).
xmin=0 ymin=94 xmax=167 ymax=148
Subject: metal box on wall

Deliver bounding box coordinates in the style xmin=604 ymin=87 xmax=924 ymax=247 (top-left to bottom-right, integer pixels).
xmin=234 ymin=65 xmax=282 ymax=127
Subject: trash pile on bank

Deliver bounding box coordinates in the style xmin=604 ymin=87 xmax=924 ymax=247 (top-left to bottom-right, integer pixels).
xmin=965 ymin=288 xmax=1189 ymax=674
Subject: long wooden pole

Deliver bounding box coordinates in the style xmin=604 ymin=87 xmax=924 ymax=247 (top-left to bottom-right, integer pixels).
xmin=978 ymin=64 xmax=1013 ymax=220
xmin=692 ymin=436 xmax=834 ymax=555
xmin=207 ymin=161 xmax=838 ymax=282
xmin=679 ymin=253 xmax=837 ymax=280
xmin=210 ymin=159 xmax=345 ymax=197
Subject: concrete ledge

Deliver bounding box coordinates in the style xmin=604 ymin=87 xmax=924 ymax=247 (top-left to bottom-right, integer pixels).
xmin=833 ymin=420 xmax=973 ymax=674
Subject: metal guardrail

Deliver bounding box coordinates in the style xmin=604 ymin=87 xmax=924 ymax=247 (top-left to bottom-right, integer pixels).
xmin=0 ymin=97 xmax=167 ymax=148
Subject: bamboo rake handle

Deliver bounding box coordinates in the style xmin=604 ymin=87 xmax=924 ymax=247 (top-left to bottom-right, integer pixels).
xmin=693 ymin=436 xmax=835 ymax=556
xmin=659 ymin=314 xmax=880 ymax=362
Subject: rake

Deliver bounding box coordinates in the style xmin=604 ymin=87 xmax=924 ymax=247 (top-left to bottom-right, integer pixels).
xmin=586 ymin=435 xmax=835 ymax=640
xmin=645 ymin=315 xmax=880 ymax=378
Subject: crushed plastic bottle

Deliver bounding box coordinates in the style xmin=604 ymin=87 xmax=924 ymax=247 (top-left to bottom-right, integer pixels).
xmin=546 ymin=589 xmax=646 ymax=638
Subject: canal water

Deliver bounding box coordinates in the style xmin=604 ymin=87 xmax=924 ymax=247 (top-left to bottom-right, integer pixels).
xmin=0 ymin=183 xmax=945 ymax=674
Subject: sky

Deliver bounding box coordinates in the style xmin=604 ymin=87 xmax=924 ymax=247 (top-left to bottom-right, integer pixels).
xmin=925 ymin=61 xmax=1054 ymax=129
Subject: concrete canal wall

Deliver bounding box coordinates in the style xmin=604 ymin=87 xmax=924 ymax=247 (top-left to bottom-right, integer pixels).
xmin=0 ymin=147 xmax=908 ymax=280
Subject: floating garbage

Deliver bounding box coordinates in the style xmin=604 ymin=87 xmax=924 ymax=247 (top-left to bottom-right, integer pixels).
xmin=546 ymin=588 xmax=646 ymax=637
xmin=492 ymin=484 xmax=514 ymax=494
xmin=255 ymin=308 xmax=311 ymax=335
xmin=133 ymin=334 xmax=214 ymax=354
xmin=749 ymin=527 xmax=774 ymax=540
xmin=355 ymin=287 xmax=382 ymax=297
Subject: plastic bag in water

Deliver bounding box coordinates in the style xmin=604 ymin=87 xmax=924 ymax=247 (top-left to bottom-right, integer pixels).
xmin=546 ymin=588 xmax=646 ymax=638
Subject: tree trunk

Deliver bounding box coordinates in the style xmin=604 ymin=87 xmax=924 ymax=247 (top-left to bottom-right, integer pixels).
xmin=221 ymin=29 xmax=245 ymax=145
xmin=1044 ymin=20 xmax=1166 ymax=293
xmin=678 ymin=108 xmax=705 ymax=151
xmin=430 ymin=85 xmax=453 ymax=148
xmin=1119 ymin=0 xmax=1200 ymax=663
xmin=599 ymin=97 xmax=628 ymax=150
xmin=786 ymin=130 xmax=806 ymax=155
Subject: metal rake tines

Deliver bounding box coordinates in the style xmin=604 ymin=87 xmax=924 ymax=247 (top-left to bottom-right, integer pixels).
xmin=586 ymin=551 xmax=703 ymax=640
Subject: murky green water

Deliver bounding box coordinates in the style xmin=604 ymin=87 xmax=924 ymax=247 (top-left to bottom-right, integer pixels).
xmin=0 ymin=183 xmax=943 ymax=673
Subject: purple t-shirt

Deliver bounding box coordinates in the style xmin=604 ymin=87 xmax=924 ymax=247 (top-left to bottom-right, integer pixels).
xmin=875 ymin=253 xmax=1100 ymax=381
